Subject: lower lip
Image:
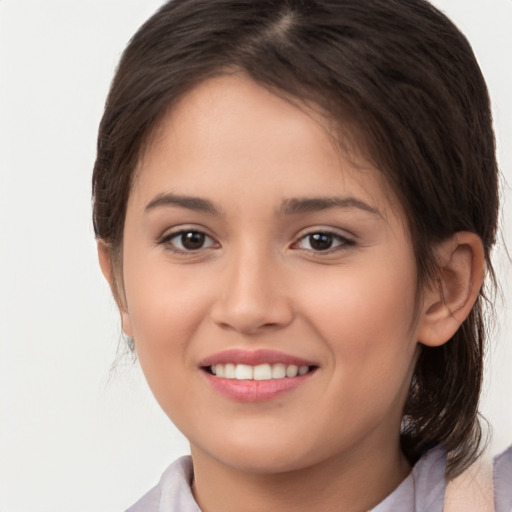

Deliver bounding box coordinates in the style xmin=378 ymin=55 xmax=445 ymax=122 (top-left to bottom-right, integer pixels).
xmin=202 ymin=371 xmax=315 ymax=402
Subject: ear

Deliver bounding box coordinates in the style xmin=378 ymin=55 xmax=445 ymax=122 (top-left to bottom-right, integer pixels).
xmin=417 ymin=232 xmax=485 ymax=347
xmin=97 ymin=240 xmax=134 ymax=337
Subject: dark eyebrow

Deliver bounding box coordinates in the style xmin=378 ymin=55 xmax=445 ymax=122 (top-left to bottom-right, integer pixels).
xmin=280 ymin=197 xmax=381 ymax=216
xmin=145 ymin=193 xmax=220 ymax=215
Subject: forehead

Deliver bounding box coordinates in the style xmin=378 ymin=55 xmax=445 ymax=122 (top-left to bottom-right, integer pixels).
xmin=132 ymin=73 xmax=403 ymax=223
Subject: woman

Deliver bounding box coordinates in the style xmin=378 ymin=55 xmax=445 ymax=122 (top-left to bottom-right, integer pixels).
xmin=92 ymin=0 xmax=512 ymax=510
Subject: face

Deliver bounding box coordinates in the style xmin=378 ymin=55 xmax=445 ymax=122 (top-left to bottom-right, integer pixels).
xmin=118 ymin=74 xmax=423 ymax=474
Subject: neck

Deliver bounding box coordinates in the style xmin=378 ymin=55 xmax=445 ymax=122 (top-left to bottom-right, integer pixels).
xmin=190 ymin=437 xmax=411 ymax=512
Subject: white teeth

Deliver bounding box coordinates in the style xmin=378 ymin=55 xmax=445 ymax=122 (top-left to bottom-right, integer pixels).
xmin=271 ymin=363 xmax=286 ymax=379
xmin=235 ymin=364 xmax=253 ymax=380
xmin=286 ymin=364 xmax=298 ymax=377
xmin=209 ymin=363 xmax=312 ymax=380
xmin=225 ymin=363 xmax=236 ymax=379
xmin=253 ymin=364 xmax=272 ymax=380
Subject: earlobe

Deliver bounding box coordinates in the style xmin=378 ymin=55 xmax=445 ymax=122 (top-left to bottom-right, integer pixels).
xmin=417 ymin=232 xmax=485 ymax=347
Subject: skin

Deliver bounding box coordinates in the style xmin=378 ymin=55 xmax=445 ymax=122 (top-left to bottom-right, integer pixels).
xmin=99 ymin=74 xmax=485 ymax=512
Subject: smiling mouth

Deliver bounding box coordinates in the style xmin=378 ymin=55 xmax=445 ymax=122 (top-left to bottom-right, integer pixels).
xmin=204 ymin=363 xmax=316 ymax=380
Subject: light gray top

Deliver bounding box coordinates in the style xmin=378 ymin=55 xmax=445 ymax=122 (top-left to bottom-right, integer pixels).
xmin=126 ymin=446 xmax=512 ymax=512
xmin=494 ymin=446 xmax=512 ymax=512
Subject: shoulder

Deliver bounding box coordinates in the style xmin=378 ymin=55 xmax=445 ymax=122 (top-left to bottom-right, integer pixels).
xmin=374 ymin=445 xmax=512 ymax=512
xmin=125 ymin=456 xmax=200 ymax=512
xmin=445 ymin=444 xmax=512 ymax=512
xmin=372 ymin=446 xmax=446 ymax=512
xmin=494 ymin=445 xmax=512 ymax=512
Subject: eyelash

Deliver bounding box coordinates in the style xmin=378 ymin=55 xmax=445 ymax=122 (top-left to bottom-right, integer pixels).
xmin=158 ymin=228 xmax=355 ymax=255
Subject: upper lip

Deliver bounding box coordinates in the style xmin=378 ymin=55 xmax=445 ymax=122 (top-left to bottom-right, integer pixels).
xmin=199 ymin=349 xmax=317 ymax=368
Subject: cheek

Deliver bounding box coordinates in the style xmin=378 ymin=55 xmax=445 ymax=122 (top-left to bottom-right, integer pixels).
xmin=121 ymin=248 xmax=210 ymax=370
xmin=301 ymin=255 xmax=419 ymax=387
xmin=308 ymin=268 xmax=418 ymax=435
xmin=121 ymin=264 xmax=211 ymax=420
xmin=310 ymin=260 xmax=416 ymax=336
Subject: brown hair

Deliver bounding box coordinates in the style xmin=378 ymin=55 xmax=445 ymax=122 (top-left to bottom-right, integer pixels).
xmin=92 ymin=0 xmax=499 ymax=477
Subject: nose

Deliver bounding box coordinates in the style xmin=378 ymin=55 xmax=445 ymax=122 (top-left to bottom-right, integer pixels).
xmin=210 ymin=248 xmax=294 ymax=335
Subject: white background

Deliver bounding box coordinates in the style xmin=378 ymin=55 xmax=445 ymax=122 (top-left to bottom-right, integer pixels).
xmin=0 ymin=1 xmax=510 ymax=510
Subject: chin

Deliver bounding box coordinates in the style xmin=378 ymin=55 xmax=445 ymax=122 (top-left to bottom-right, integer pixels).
xmin=217 ymin=450 xmax=314 ymax=475
xmin=190 ymin=429 xmax=332 ymax=475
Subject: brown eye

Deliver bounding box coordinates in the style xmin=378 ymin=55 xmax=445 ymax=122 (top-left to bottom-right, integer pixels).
xmin=295 ymin=231 xmax=353 ymax=252
xmin=308 ymin=233 xmax=334 ymax=251
xmin=180 ymin=231 xmax=206 ymax=250
xmin=163 ymin=230 xmax=216 ymax=252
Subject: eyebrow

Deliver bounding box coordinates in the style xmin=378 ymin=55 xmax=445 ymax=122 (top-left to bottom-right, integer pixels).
xmin=145 ymin=193 xmax=220 ymax=215
xmin=145 ymin=192 xmax=380 ymax=217
xmin=280 ymin=197 xmax=381 ymax=216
